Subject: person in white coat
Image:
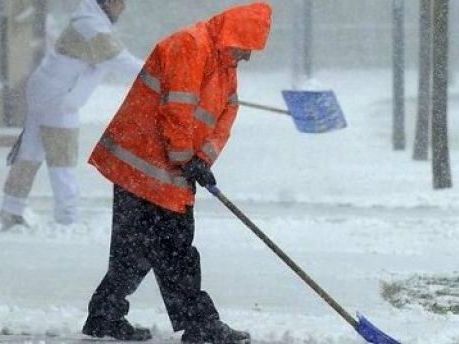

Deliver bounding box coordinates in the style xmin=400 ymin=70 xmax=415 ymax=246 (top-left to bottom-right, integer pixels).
xmin=0 ymin=0 xmax=143 ymax=229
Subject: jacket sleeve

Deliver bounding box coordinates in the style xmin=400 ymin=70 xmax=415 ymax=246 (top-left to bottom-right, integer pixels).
xmin=197 ymin=100 xmax=238 ymax=166
xmin=197 ymin=74 xmax=239 ymax=166
xmin=57 ymin=12 xmax=143 ymax=79
xmin=159 ymin=34 xmax=207 ymax=166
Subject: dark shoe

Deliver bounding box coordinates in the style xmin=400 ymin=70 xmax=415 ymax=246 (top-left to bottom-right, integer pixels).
xmin=82 ymin=316 xmax=152 ymax=341
xmin=0 ymin=211 xmax=28 ymax=231
xmin=182 ymin=320 xmax=250 ymax=344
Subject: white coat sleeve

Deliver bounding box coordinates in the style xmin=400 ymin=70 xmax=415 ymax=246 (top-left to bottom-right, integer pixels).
xmin=98 ymin=49 xmax=143 ymax=82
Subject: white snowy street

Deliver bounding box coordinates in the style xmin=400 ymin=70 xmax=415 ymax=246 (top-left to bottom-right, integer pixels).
xmin=1 ymin=195 xmax=459 ymax=343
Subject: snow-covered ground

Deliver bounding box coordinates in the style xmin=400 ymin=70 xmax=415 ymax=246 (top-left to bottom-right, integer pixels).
xmin=1 ymin=69 xmax=459 ymax=343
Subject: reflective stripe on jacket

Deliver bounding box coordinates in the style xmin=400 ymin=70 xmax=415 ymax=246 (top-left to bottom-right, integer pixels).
xmin=89 ymin=3 xmax=272 ymax=213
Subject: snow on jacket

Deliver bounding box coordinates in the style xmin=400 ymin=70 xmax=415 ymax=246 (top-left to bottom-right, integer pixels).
xmin=26 ymin=0 xmax=142 ymax=125
xmin=89 ymin=2 xmax=272 ymax=213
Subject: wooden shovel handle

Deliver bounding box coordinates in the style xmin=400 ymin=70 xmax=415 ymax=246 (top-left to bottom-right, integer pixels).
xmin=238 ymin=100 xmax=290 ymax=116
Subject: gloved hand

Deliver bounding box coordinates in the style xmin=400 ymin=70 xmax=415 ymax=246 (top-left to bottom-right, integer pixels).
xmin=182 ymin=157 xmax=216 ymax=187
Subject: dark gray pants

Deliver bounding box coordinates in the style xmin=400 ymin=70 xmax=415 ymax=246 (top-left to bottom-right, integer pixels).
xmin=87 ymin=185 xmax=219 ymax=331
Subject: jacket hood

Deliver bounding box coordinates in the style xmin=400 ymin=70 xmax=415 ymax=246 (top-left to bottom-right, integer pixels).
xmin=206 ymin=2 xmax=272 ymax=51
xmin=68 ymin=0 xmax=113 ymax=39
xmin=72 ymin=0 xmax=111 ymax=27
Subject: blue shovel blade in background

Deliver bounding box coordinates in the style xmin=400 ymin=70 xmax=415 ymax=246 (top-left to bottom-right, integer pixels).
xmin=282 ymin=90 xmax=347 ymax=133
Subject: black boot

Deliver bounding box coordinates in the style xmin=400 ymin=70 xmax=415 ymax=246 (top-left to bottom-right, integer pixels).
xmin=82 ymin=316 xmax=152 ymax=341
xmin=0 ymin=211 xmax=28 ymax=231
xmin=181 ymin=320 xmax=250 ymax=344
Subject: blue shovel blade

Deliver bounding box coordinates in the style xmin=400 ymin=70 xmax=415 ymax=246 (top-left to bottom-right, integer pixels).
xmin=282 ymin=90 xmax=347 ymax=133
xmin=356 ymin=314 xmax=402 ymax=344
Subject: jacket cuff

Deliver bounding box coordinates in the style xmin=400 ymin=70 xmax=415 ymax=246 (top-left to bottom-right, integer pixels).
xmin=167 ymin=149 xmax=194 ymax=165
xmin=196 ymin=151 xmax=213 ymax=166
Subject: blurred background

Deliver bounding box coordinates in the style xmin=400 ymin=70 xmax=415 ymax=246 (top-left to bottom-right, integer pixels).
xmin=46 ymin=0 xmax=459 ymax=70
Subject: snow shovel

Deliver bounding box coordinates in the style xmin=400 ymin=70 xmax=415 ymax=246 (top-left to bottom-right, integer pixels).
xmin=239 ymin=89 xmax=347 ymax=134
xmin=206 ymin=185 xmax=402 ymax=344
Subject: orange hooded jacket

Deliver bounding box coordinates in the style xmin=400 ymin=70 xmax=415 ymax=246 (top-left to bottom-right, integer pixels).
xmin=89 ymin=2 xmax=272 ymax=213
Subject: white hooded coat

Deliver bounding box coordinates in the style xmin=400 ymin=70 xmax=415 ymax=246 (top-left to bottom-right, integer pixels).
xmin=1 ymin=0 xmax=143 ymax=223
